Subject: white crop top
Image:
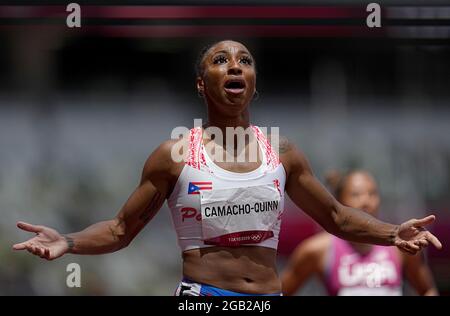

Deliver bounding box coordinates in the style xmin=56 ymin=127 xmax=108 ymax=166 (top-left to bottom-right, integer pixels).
xmin=167 ymin=125 xmax=287 ymax=252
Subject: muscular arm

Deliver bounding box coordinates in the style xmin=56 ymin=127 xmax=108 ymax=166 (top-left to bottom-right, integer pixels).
xmin=66 ymin=142 xmax=174 ymax=254
xmin=13 ymin=141 xmax=178 ymax=260
xmin=281 ymin=139 xmax=441 ymax=254
xmin=402 ymin=252 xmax=439 ymax=296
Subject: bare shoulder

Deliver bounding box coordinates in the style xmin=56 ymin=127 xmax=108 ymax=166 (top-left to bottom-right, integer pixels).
xmin=142 ymin=138 xmax=188 ymax=182
xmin=266 ymin=134 xmax=311 ymax=177
xmin=300 ymin=232 xmax=331 ymax=255
xmin=265 ymin=134 xmax=298 ymax=156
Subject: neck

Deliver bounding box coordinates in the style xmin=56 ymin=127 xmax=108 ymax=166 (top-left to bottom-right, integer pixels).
xmin=205 ymin=108 xmax=251 ymax=132
xmin=203 ymin=108 xmax=255 ymax=155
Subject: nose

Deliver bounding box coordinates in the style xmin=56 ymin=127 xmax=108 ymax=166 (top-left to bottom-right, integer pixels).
xmin=227 ymin=59 xmax=242 ymax=76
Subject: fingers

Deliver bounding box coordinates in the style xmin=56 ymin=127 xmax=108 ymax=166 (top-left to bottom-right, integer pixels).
xmin=405 ymin=240 xmax=420 ymax=252
xmin=400 ymin=234 xmax=442 ymax=254
xmin=398 ymin=247 xmax=415 ymax=255
xmin=12 ymin=237 xmax=54 ymax=260
xmin=413 ymin=239 xmax=429 ymax=248
xmin=425 ymin=232 xmax=442 ymax=250
xmin=12 ymin=242 xmax=29 ymax=250
xmin=397 ymin=240 xmax=420 ymax=255
xmin=44 ymin=248 xmax=51 ymax=260
xmin=17 ymin=221 xmax=43 ymax=234
xmin=413 ymin=215 xmax=436 ymax=228
xmin=26 ymin=244 xmax=37 ymax=255
xmin=25 ymin=244 xmax=34 ymax=255
xmin=24 ymin=243 xmax=50 ymax=259
xmin=397 ymin=242 xmax=416 ymax=255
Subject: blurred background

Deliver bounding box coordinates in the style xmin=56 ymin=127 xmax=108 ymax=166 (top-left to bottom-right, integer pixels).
xmin=0 ymin=1 xmax=449 ymax=295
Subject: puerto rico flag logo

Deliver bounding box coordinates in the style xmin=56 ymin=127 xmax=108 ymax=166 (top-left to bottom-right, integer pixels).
xmin=188 ymin=182 xmax=213 ymax=195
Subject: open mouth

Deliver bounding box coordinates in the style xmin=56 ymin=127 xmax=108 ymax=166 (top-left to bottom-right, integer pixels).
xmin=224 ymin=79 xmax=246 ymax=95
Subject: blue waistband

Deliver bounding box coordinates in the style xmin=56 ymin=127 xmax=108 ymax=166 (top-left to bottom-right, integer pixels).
xmin=181 ymin=278 xmax=282 ymax=296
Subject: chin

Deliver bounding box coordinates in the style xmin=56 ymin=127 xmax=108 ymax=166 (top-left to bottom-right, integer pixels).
xmin=221 ymin=94 xmax=246 ymax=105
xmin=220 ymin=102 xmax=248 ymax=117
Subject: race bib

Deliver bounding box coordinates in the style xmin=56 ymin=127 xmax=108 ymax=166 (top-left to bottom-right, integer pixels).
xmin=200 ymin=183 xmax=281 ymax=247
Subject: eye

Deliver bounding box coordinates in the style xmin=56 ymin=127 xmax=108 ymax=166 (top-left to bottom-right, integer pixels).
xmin=213 ymin=55 xmax=227 ymax=64
xmin=240 ymin=56 xmax=253 ymax=65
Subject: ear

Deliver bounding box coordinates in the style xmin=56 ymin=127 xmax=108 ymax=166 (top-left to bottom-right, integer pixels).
xmin=196 ymin=76 xmax=205 ymax=95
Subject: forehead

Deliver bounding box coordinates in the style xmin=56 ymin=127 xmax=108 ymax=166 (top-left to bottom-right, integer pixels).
xmin=346 ymin=173 xmax=377 ymax=190
xmin=206 ymin=41 xmax=251 ymax=56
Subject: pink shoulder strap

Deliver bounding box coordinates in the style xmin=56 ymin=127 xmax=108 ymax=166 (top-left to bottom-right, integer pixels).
xmin=251 ymin=125 xmax=280 ymax=170
xmin=185 ymin=127 xmax=206 ymax=170
xmin=186 ymin=125 xmax=280 ymax=171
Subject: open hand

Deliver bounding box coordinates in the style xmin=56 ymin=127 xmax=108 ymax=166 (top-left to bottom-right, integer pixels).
xmin=12 ymin=221 xmax=69 ymax=260
xmin=394 ymin=215 xmax=442 ymax=255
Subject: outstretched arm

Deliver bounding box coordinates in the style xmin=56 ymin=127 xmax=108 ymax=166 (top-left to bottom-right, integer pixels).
xmin=282 ymin=140 xmax=442 ymax=255
xmin=13 ymin=141 xmax=176 ymax=259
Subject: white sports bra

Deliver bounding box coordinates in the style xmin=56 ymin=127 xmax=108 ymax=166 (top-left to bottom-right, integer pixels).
xmin=167 ymin=125 xmax=287 ymax=252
